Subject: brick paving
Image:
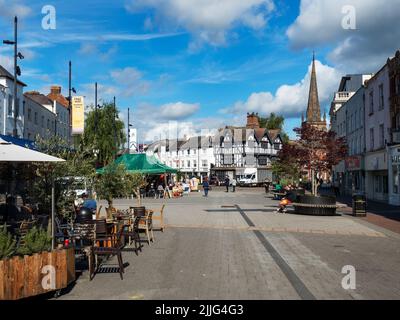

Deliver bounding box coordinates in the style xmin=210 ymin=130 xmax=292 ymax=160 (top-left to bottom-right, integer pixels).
xmin=59 ymin=188 xmax=400 ymax=300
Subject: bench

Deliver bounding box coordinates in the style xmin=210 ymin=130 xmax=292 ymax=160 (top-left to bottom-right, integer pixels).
xmin=292 ymin=202 xmax=338 ymax=216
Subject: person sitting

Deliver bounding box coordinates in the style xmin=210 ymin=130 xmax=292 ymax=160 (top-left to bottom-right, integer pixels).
xmin=156 ymin=184 xmax=164 ymax=199
xmin=277 ymin=197 xmax=291 ymax=213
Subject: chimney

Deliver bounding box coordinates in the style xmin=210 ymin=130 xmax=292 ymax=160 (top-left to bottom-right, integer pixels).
xmin=50 ymin=86 xmax=62 ymax=95
xmin=246 ymin=112 xmax=260 ymax=129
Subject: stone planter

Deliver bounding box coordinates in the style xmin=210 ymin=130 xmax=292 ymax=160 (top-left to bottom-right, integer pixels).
xmin=293 ymin=195 xmax=337 ymax=216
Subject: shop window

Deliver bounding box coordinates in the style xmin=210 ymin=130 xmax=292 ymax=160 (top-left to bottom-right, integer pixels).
xmin=393 ymin=166 xmax=399 ymax=194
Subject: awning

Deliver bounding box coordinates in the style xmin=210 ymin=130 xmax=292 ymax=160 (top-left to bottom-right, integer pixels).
xmin=97 ymin=154 xmax=178 ymax=174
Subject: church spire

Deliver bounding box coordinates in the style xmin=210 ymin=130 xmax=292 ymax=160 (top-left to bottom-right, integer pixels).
xmin=306 ymin=52 xmax=322 ymax=123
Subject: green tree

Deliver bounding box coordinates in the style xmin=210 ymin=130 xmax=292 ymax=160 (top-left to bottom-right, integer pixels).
xmin=126 ymin=172 xmax=148 ymax=206
xmin=258 ymin=113 xmax=289 ymax=143
xmin=83 ymin=102 xmax=126 ymax=167
xmin=20 ymin=135 xmax=96 ymax=220
xmin=94 ymin=163 xmax=130 ymax=217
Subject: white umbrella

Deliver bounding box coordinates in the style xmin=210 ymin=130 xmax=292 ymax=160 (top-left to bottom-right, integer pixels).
xmin=0 ymin=138 xmax=65 ymax=162
xmin=0 ymin=137 xmax=65 ymax=249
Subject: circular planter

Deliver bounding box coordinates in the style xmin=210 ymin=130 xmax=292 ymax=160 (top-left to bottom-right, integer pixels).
xmin=294 ymin=195 xmax=337 ymax=216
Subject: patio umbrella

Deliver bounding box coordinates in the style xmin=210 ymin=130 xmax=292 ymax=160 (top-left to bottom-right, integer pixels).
xmin=0 ymin=137 xmax=65 ymax=249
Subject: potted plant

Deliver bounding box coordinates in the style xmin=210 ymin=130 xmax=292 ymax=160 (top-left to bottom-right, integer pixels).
xmin=0 ymin=225 xmax=75 ymax=300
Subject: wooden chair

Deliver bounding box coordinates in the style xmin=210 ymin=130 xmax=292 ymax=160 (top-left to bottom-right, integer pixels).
xmin=138 ymin=210 xmax=154 ymax=245
xmin=91 ymin=226 xmax=125 ymax=280
xmin=152 ymin=204 xmax=166 ymax=232
xmin=16 ymin=220 xmax=36 ymax=247
xmin=120 ymin=216 xmax=142 ymax=255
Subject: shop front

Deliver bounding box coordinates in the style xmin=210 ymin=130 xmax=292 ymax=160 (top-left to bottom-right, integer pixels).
xmin=344 ymin=156 xmax=365 ymax=195
xmin=364 ymin=151 xmax=389 ymax=203
xmin=388 ymin=146 xmax=400 ymax=206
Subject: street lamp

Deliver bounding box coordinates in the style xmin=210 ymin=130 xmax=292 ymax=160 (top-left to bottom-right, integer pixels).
xmin=3 ymin=16 xmax=24 ymax=138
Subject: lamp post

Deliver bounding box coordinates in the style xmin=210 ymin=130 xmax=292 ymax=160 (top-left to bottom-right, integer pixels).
xmin=113 ymin=96 xmax=117 ymax=159
xmin=3 ymin=16 xmax=24 ymax=138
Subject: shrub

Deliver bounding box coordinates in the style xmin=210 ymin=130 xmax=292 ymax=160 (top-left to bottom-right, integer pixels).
xmin=17 ymin=226 xmax=52 ymax=256
xmin=0 ymin=224 xmax=17 ymax=260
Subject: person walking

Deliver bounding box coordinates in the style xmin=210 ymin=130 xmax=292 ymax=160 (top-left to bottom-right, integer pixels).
xmin=225 ymin=176 xmax=230 ymax=192
xmin=231 ymin=178 xmax=237 ymax=192
xmin=203 ymin=177 xmax=210 ymax=197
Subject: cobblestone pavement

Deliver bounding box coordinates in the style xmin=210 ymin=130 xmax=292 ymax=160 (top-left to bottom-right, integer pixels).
xmin=59 ymin=188 xmax=400 ymax=300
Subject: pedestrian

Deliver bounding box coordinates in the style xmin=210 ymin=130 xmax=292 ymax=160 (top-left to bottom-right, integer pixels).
xmin=225 ymin=176 xmax=230 ymax=192
xmin=264 ymin=178 xmax=271 ymax=194
xmin=203 ymin=177 xmax=210 ymax=197
xmin=232 ymin=178 xmax=237 ymax=192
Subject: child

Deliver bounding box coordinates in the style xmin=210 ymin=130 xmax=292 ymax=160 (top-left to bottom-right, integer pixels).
xmin=277 ymin=197 xmax=291 ymax=213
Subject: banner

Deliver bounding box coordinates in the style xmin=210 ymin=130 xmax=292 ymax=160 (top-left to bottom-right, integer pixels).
xmin=72 ymin=96 xmax=85 ymax=135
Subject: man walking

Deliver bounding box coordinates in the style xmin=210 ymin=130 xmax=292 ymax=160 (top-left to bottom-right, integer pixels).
xmin=225 ymin=176 xmax=230 ymax=193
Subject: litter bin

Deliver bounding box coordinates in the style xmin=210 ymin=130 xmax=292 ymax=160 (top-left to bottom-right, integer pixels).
xmin=352 ymin=193 xmax=367 ymax=217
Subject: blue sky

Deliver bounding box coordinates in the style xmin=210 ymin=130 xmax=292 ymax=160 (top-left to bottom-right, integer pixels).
xmin=1 ymin=0 xmax=400 ymax=142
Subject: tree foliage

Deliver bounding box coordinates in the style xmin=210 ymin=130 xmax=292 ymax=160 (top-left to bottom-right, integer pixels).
xmin=94 ymin=163 xmax=130 ymax=207
xmin=20 ymin=135 xmax=96 ymax=219
xmin=258 ymin=113 xmax=289 ymax=143
xmin=83 ymin=102 xmax=126 ymax=167
xmin=277 ymin=123 xmax=347 ymax=194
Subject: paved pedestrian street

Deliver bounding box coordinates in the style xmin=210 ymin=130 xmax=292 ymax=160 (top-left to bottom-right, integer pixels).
xmin=60 ymin=188 xmax=400 ymax=300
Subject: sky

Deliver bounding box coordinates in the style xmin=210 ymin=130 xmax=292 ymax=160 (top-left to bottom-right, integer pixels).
xmin=1 ymin=0 xmax=400 ymax=143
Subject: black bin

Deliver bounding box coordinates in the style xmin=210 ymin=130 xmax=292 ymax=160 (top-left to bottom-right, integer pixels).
xmin=352 ymin=193 xmax=367 ymax=216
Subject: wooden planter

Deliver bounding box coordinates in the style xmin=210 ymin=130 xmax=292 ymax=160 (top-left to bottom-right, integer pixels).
xmin=0 ymin=248 xmax=75 ymax=300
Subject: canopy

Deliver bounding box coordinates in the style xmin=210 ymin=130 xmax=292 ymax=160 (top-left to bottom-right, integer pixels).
xmin=97 ymin=153 xmax=177 ymax=174
xmin=0 ymin=138 xmax=65 ymax=162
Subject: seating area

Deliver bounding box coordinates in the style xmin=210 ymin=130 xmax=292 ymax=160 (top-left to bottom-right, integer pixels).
xmin=62 ymin=204 xmax=166 ymax=281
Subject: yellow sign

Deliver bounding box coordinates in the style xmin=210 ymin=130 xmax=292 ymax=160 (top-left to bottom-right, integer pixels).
xmin=72 ymin=96 xmax=85 ymax=135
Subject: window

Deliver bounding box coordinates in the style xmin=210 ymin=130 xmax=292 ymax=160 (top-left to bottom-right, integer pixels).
xmin=370 ymin=128 xmax=374 ymax=150
xmin=202 ymin=160 xmax=208 ymax=167
xmin=369 ymin=91 xmax=374 ymax=114
xmin=8 ymin=95 xmax=12 ymax=116
xmin=181 ymin=161 xmax=184 ymax=168
xmin=187 ymin=149 xmax=190 ymax=155
xmin=41 ymin=115 xmax=44 ymax=128
xmin=193 ymin=149 xmax=196 ymax=155
xmin=34 ymin=112 xmax=38 ymax=125
xmin=28 ymin=109 xmax=31 ymax=121
xmin=187 ymin=161 xmax=191 ymax=168
xmin=261 ymin=141 xmax=268 ymax=149
xmin=379 ymin=124 xmax=384 ymax=148
xmin=393 ymin=165 xmax=399 ymax=194
xmin=379 ymin=84 xmax=384 ymax=110
xmin=15 ymin=98 xmax=19 ymax=117
xmin=47 ymin=119 xmax=50 ymax=129
xmin=193 ymin=160 xmax=197 ymax=168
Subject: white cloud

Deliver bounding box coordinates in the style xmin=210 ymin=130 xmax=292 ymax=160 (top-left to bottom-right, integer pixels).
xmin=110 ymin=67 xmax=151 ymax=97
xmin=0 ymin=0 xmax=31 ymax=18
xmin=287 ymin=0 xmax=400 ymax=72
xmin=126 ymin=0 xmax=275 ymax=47
xmin=223 ymin=60 xmax=341 ymax=118
xmin=159 ymin=102 xmax=200 ymax=120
